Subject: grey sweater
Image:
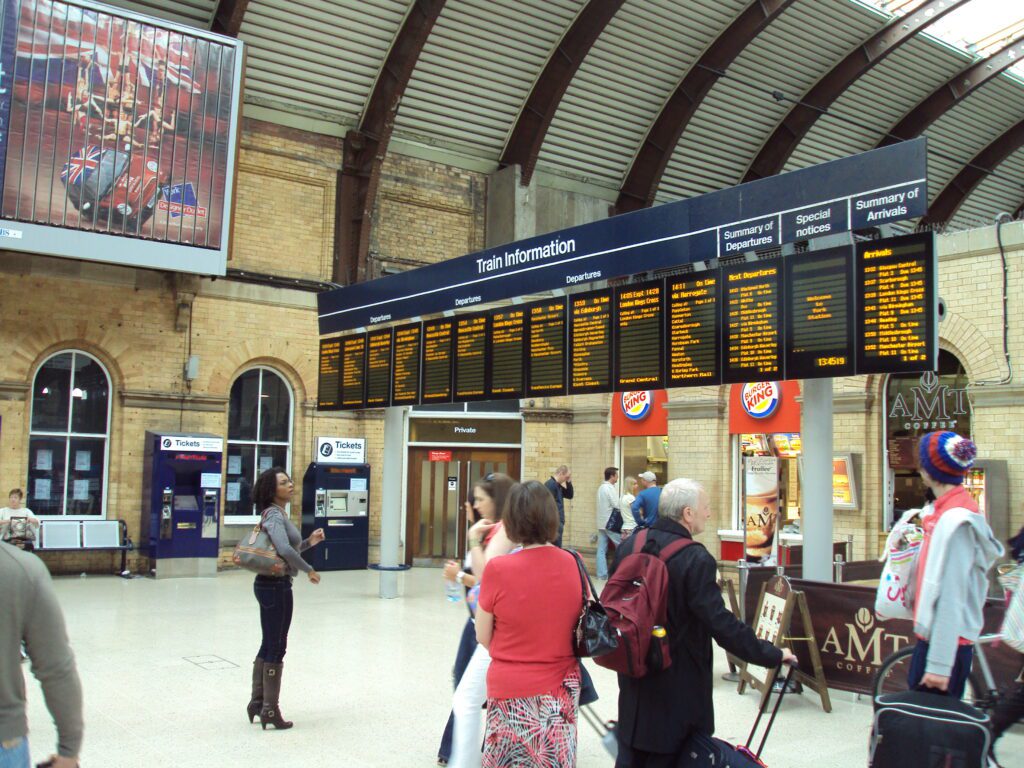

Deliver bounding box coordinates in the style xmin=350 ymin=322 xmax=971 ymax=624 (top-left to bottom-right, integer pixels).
xmin=0 ymin=542 xmax=83 ymax=757
xmin=262 ymin=506 xmax=313 ymax=576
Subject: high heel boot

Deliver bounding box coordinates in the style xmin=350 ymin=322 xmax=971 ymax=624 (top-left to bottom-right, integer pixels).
xmin=259 ymin=662 xmax=293 ymax=730
xmin=246 ymin=658 xmax=265 ymax=723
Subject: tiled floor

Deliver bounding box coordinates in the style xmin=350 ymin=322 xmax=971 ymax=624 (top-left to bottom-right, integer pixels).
xmin=21 ymin=568 xmax=1023 ymax=767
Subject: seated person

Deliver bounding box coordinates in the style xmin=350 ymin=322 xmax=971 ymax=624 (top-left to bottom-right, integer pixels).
xmin=1 ymin=488 xmax=41 ymax=551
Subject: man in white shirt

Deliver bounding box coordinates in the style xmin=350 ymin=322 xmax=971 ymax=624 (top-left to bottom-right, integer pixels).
xmin=596 ymin=467 xmax=620 ymax=580
xmin=0 ymin=488 xmax=40 ymax=551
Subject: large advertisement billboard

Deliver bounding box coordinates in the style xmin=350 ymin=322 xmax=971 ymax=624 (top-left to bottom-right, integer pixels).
xmin=0 ymin=0 xmax=242 ymax=275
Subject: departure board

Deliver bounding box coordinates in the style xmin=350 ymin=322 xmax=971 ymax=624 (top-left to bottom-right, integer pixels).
xmin=339 ymin=334 xmax=367 ymax=409
xmin=422 ymin=319 xmax=454 ymax=403
xmin=391 ymin=323 xmax=423 ymax=406
xmin=666 ymin=274 xmax=720 ymax=386
xmin=785 ymin=246 xmax=855 ymax=379
xmin=722 ymin=263 xmax=783 ymax=384
xmin=317 ymin=337 xmax=342 ymax=410
xmin=569 ymin=289 xmax=612 ymax=395
xmin=527 ymin=298 xmax=567 ymax=397
xmin=455 ymin=314 xmax=489 ymax=401
xmin=489 ymin=307 xmax=526 ymax=399
xmin=615 ymin=280 xmax=664 ymax=389
xmin=856 ymin=233 xmax=935 ymax=374
xmin=365 ymin=328 xmax=393 ymax=408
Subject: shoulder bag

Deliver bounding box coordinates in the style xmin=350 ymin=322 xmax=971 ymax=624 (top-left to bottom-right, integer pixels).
xmin=1000 ymin=563 xmax=1024 ymax=652
xmin=232 ymin=509 xmax=288 ymax=577
xmin=569 ymin=549 xmax=618 ymax=658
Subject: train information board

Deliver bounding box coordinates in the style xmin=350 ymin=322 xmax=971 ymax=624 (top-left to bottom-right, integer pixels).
xmin=666 ymin=274 xmax=720 ymax=386
xmin=527 ymin=299 xmax=567 ymax=397
xmin=855 ymin=232 xmax=936 ymax=373
xmin=489 ymin=308 xmax=526 ymax=399
xmin=455 ymin=314 xmax=489 ymax=401
xmin=392 ymin=323 xmax=423 ymax=406
xmin=422 ymin=319 xmax=455 ymax=403
xmin=317 ymin=338 xmax=342 ymax=410
xmin=615 ymin=280 xmax=664 ymax=390
xmin=340 ymin=334 xmax=367 ymax=409
xmin=723 ymin=263 xmax=783 ymax=384
xmin=785 ymin=247 xmax=855 ymax=380
xmin=569 ymin=290 xmax=613 ymax=395
xmin=365 ymin=329 xmax=393 ymax=408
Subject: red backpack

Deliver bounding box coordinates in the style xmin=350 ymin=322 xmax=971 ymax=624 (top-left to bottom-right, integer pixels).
xmin=593 ymin=529 xmax=693 ymax=677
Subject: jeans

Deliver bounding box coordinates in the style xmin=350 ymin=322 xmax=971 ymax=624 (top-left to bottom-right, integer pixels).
xmin=438 ymin=617 xmax=480 ymax=761
xmin=906 ymin=639 xmax=974 ymax=698
xmin=596 ymin=529 xmax=621 ymax=579
xmin=0 ymin=736 xmax=30 ymax=768
xmin=254 ymin=575 xmax=294 ymax=663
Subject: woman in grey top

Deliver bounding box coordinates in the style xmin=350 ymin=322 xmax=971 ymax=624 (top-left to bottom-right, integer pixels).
xmin=248 ymin=467 xmax=325 ymax=730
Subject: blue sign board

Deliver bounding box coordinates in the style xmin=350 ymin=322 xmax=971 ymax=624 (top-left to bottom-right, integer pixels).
xmin=318 ymin=139 xmax=928 ymax=335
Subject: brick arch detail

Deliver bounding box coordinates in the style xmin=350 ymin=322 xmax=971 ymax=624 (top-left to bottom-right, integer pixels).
xmin=213 ymin=349 xmax=311 ymax=406
xmin=10 ymin=318 xmax=131 ymax=389
xmin=936 ymin=313 xmax=1003 ymax=382
xmin=20 ymin=338 xmax=124 ymax=393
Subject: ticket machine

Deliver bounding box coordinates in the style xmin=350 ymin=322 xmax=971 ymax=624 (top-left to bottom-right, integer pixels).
xmin=301 ymin=462 xmax=370 ymax=570
xmin=142 ymin=432 xmax=223 ymax=578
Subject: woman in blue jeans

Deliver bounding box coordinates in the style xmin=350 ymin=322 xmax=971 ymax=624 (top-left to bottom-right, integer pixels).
xmin=248 ymin=468 xmax=325 ymax=730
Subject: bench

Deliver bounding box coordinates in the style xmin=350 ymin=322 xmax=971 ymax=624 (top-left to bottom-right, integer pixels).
xmin=36 ymin=519 xmax=134 ymax=577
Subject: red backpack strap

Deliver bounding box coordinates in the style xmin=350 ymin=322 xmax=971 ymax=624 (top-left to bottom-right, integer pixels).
xmin=630 ymin=528 xmax=648 ymax=552
xmin=657 ymin=536 xmax=694 ymax=562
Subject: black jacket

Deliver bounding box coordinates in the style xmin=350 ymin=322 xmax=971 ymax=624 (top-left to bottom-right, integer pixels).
xmin=544 ymin=476 xmax=574 ymax=525
xmin=612 ymin=517 xmax=782 ymax=755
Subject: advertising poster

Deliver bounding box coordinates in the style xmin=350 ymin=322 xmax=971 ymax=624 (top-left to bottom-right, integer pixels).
xmin=744 ymin=455 xmax=778 ymax=561
xmin=0 ymin=0 xmax=237 ymax=250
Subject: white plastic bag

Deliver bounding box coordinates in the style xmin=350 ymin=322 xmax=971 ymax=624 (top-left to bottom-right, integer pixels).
xmin=875 ymin=507 xmax=926 ymax=622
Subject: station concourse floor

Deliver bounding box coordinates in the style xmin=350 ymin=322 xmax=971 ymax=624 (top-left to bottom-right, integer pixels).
xmin=23 ymin=567 xmax=1023 ymax=768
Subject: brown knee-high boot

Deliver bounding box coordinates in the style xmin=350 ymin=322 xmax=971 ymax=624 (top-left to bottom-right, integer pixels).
xmin=247 ymin=658 xmax=265 ymax=723
xmin=259 ymin=662 xmax=293 ymax=730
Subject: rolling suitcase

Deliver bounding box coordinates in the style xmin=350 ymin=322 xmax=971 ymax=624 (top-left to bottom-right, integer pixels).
xmin=869 ymin=690 xmax=992 ymax=768
xmin=679 ymin=664 xmax=796 ymax=767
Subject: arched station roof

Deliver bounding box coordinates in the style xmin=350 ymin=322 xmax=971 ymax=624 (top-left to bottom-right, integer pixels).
xmin=112 ymin=0 xmax=1024 ymax=258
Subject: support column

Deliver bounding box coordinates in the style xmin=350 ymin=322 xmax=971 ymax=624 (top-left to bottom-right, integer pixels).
xmin=379 ymin=405 xmax=404 ymax=598
xmin=801 ymin=377 xmax=834 ymax=582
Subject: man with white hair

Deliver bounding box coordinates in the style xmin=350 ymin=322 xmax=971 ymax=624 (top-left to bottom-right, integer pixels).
xmin=612 ymin=478 xmax=795 ymax=767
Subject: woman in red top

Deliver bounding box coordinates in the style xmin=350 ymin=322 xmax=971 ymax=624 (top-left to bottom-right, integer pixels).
xmin=476 ymin=480 xmax=582 ymax=767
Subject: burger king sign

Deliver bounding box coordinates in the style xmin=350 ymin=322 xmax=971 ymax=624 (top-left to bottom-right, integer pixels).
xmin=741 ymin=382 xmax=780 ymax=419
xmin=621 ymin=391 xmax=653 ymax=421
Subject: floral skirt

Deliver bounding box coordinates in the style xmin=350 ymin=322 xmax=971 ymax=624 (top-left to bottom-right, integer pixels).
xmin=482 ymin=668 xmax=581 ymax=768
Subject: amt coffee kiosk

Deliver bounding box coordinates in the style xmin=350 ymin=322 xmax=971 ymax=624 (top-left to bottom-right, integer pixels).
xmin=302 ymin=437 xmax=370 ymax=570
xmin=142 ymin=432 xmax=223 ymax=578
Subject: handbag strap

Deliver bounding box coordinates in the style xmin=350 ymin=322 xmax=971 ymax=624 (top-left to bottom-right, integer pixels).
xmin=569 ymin=549 xmax=598 ymax=605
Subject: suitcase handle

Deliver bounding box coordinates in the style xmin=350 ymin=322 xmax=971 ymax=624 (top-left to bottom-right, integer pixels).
xmin=746 ymin=662 xmax=798 ymax=759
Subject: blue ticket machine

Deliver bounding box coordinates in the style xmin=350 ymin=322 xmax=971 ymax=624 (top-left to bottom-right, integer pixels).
xmin=142 ymin=432 xmax=223 ymax=578
xmin=301 ymin=462 xmax=370 ymax=570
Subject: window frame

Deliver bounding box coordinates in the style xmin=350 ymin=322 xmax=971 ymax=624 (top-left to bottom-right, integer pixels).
xmin=27 ymin=350 xmax=112 ymax=519
xmin=224 ymin=366 xmax=294 ymax=525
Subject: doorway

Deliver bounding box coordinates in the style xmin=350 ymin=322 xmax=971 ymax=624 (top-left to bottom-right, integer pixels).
xmin=405 ymin=448 xmax=520 ymax=566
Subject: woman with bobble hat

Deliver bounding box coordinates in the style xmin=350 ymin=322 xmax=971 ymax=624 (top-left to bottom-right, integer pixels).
xmin=909 ymin=431 xmax=1003 ymax=697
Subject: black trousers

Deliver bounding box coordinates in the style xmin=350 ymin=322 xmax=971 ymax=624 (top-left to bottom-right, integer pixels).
xmin=254 ymin=575 xmax=293 ymax=663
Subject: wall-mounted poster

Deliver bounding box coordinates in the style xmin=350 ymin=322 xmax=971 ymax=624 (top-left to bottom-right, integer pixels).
xmin=0 ymin=0 xmax=242 ymax=274
xmin=744 ymin=455 xmax=779 ymax=561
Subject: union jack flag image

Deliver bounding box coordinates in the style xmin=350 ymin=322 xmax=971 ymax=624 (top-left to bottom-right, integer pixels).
xmin=60 ymin=145 xmax=102 ymax=187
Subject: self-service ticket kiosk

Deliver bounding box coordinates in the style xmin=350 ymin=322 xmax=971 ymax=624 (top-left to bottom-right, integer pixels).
xmin=142 ymin=432 xmax=223 ymax=578
xmin=301 ymin=462 xmax=370 ymax=570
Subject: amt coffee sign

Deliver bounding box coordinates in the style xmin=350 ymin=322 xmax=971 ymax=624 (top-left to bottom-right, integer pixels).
xmin=316 ymin=437 xmax=366 ymax=464
xmin=888 ymin=371 xmax=969 ymax=432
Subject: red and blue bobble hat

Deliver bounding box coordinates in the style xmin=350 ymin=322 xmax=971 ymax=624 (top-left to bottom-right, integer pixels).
xmin=918 ymin=431 xmax=977 ymax=485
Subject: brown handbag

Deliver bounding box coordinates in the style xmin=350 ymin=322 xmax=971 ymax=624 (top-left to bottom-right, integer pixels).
xmin=232 ymin=511 xmax=288 ymax=576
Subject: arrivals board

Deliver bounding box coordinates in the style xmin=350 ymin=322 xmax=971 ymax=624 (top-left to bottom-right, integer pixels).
xmin=527 ymin=298 xmax=567 ymax=397
xmin=569 ymin=290 xmax=613 ymax=395
xmin=784 ymin=247 xmax=856 ymax=379
xmin=615 ymin=280 xmax=664 ymax=390
xmin=666 ymin=274 xmax=720 ymax=386
xmin=489 ymin=307 xmax=526 ymax=399
xmin=391 ymin=323 xmax=423 ymax=406
xmin=722 ymin=263 xmax=782 ymax=384
xmin=455 ymin=314 xmax=489 ymax=401
xmin=365 ymin=329 xmax=393 ymax=408
xmin=855 ymin=232 xmax=936 ymax=373
xmin=339 ymin=334 xmax=367 ymax=409
xmin=317 ymin=337 xmax=342 ymax=410
xmin=422 ymin=319 xmax=455 ymax=403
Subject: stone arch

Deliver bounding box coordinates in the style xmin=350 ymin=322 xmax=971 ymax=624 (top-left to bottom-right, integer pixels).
xmin=11 ymin=323 xmax=129 ymax=390
xmin=936 ymin=312 xmax=1003 ymax=383
xmin=24 ymin=339 xmax=125 ymax=394
xmin=208 ymin=343 xmax=312 ymax=405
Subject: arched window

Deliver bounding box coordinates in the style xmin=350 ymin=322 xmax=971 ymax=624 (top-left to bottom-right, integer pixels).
xmin=28 ymin=351 xmax=111 ymax=516
xmin=225 ymin=367 xmax=293 ymax=520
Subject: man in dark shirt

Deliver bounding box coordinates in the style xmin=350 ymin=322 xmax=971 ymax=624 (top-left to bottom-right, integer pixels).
xmin=612 ymin=478 xmax=795 ymax=767
xmin=544 ymin=465 xmax=574 ymax=548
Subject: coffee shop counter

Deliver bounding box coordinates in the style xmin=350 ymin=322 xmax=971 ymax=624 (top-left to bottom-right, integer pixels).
xmin=717 ymin=529 xmax=851 ymax=565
